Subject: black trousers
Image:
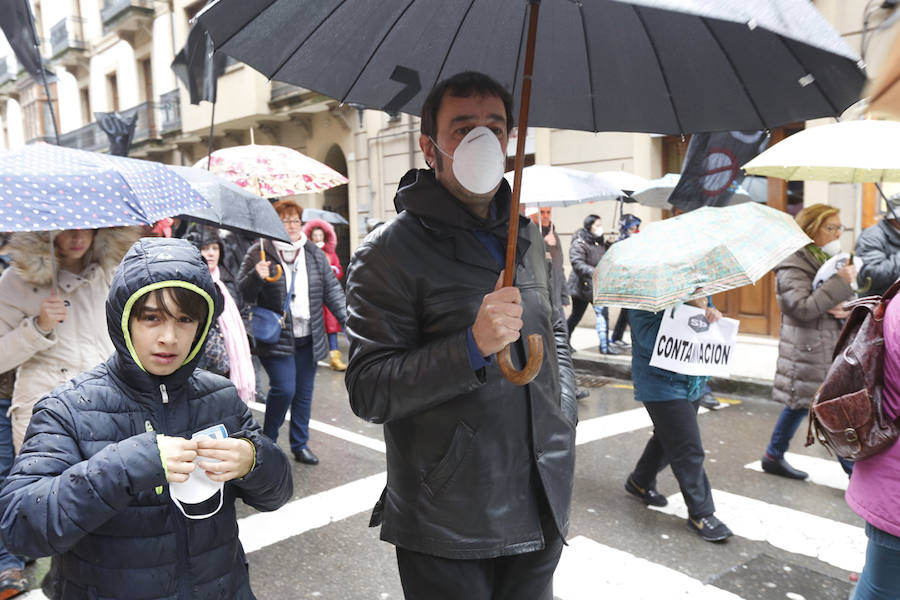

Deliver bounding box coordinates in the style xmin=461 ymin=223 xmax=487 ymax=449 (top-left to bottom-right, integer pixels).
xmin=611 ymin=308 xmax=630 ymax=342
xmin=395 ymin=535 xmax=563 ymax=600
xmin=631 ymin=399 xmax=715 ymax=519
xmin=566 ymin=297 xmax=590 ymax=341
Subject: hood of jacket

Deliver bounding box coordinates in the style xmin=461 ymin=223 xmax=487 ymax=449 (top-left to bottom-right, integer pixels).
xmin=8 ymin=226 xmax=140 ymax=286
xmin=572 ymin=226 xmax=603 ymax=246
xmin=393 ymin=169 xmax=531 ymax=261
xmin=106 ymin=237 xmax=223 ymax=389
xmin=184 ymin=224 xmax=226 ymax=264
xmin=302 ymin=218 xmax=337 ymax=253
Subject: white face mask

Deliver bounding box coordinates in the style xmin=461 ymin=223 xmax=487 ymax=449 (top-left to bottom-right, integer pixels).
xmin=591 ymin=224 xmax=604 ymax=237
xmin=432 ymin=126 xmax=506 ymax=195
xmin=820 ymin=239 xmax=842 ymax=257
xmin=315 ymin=241 xmax=325 ymax=248
xmin=169 ymin=429 xmax=225 ymax=520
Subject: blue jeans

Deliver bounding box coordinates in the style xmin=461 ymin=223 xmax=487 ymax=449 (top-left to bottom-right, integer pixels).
xmin=766 ymin=405 xmax=854 ymax=475
xmin=592 ymin=305 xmax=609 ymax=352
xmin=765 ymin=406 xmax=808 ymax=459
xmin=0 ymin=398 xmax=23 ymax=571
xmin=852 ymin=524 xmax=900 ymax=600
xmin=259 ymin=336 xmax=316 ymax=454
xmin=328 ymin=332 xmax=339 ymax=352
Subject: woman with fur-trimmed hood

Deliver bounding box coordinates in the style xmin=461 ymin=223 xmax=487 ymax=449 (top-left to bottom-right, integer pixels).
xmin=0 ymin=226 xmax=139 ymax=450
xmin=302 ymin=218 xmax=347 ymax=371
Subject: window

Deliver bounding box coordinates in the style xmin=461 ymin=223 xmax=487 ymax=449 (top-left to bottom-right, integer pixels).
xmin=107 ymin=72 xmax=119 ymax=112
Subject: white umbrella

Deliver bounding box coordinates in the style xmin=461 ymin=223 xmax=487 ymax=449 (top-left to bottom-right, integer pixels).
xmin=592 ymin=170 xmax=650 ymax=195
xmin=742 ymin=120 xmax=900 ymax=183
xmin=632 ymin=173 xmax=754 ymax=210
xmin=502 ymin=164 xmax=624 ymax=207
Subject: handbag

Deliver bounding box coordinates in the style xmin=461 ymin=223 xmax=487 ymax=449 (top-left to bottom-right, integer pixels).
xmin=805 ymin=278 xmax=900 ymax=461
xmin=250 ymin=261 xmax=297 ymax=345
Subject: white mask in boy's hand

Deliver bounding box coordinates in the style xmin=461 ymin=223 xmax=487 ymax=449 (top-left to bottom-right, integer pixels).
xmin=170 ymin=434 xmax=225 ymax=520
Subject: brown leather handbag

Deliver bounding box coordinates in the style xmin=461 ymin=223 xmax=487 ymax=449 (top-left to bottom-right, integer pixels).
xmin=805 ymin=278 xmax=900 ymax=461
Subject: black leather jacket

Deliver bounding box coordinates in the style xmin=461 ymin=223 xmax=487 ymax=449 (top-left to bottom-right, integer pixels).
xmin=344 ymin=170 xmax=576 ymax=560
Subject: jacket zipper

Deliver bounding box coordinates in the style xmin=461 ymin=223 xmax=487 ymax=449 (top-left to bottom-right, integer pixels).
xmin=160 ymin=383 xmax=192 ymax=600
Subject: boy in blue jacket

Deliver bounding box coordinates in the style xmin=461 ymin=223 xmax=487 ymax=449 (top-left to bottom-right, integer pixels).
xmin=0 ymin=237 xmax=293 ymax=600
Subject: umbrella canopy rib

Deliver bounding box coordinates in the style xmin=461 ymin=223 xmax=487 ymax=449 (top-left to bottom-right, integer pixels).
xmin=699 ymin=17 xmax=767 ymax=131
xmin=574 ymin=3 xmax=599 ymax=132
xmin=631 ymin=5 xmax=684 ymax=135
xmin=339 ymin=0 xmax=416 ymax=107
xmin=776 ymin=37 xmax=842 ymax=118
xmin=431 ymin=0 xmax=481 ymax=104
xmin=509 ymin=4 xmax=529 ymax=122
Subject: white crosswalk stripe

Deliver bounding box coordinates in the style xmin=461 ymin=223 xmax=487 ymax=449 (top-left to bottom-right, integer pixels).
xmin=555 ymin=536 xmax=744 ymax=599
xmin=744 ymin=452 xmax=849 ymax=491
xmin=651 ymin=489 xmax=865 ymax=572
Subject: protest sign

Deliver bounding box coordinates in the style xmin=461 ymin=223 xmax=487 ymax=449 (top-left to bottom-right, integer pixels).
xmin=649 ymin=304 xmax=739 ymax=377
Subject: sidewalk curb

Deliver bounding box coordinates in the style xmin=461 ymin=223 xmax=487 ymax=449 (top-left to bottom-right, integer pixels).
xmin=572 ymin=354 xmax=774 ymax=399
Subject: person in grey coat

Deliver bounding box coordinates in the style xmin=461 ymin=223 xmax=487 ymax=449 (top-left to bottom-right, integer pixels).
xmin=238 ymin=199 xmax=347 ymax=466
xmin=854 ymin=194 xmax=900 ymax=297
xmin=762 ymin=204 xmax=856 ymax=480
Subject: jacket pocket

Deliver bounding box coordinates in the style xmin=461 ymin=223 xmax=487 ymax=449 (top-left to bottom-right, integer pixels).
xmin=422 ymin=422 xmax=476 ymax=499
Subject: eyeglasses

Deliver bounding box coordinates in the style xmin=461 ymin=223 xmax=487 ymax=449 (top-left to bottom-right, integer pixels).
xmin=822 ymin=224 xmax=845 ymax=233
xmin=281 ymin=219 xmax=302 ymax=226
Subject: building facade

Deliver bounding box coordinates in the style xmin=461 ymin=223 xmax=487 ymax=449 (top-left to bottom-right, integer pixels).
xmin=0 ymin=0 xmax=896 ymax=333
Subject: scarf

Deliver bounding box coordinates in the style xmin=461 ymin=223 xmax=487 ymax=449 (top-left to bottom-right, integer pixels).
xmin=210 ymin=266 xmax=256 ymax=403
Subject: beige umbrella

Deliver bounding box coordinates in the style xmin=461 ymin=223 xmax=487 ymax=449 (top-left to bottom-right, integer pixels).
xmin=742 ymin=119 xmax=900 ymax=183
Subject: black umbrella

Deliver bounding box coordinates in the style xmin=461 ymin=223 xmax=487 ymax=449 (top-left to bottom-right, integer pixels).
xmin=197 ymin=0 xmax=864 ymax=135
xmin=170 ymin=165 xmax=290 ymax=243
xmin=197 ymin=0 xmax=865 ymax=383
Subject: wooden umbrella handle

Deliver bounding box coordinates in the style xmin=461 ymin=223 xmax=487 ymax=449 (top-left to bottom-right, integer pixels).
xmin=499 ymin=0 xmax=543 ymax=386
xmin=259 ymin=239 xmax=283 ymax=282
xmin=498 ymin=334 xmax=544 ymax=385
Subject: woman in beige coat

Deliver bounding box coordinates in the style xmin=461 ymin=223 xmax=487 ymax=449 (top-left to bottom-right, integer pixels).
xmin=761 ymin=204 xmax=856 ymax=480
xmin=0 ymin=227 xmax=138 ymax=450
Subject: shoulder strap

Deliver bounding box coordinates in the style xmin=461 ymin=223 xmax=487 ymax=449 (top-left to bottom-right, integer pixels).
xmin=282 ymin=267 xmax=297 ymax=315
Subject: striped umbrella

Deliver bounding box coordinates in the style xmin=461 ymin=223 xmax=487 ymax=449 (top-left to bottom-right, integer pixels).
xmin=593 ymin=202 xmax=811 ymax=311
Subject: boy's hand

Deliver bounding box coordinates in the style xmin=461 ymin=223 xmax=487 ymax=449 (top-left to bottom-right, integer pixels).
xmin=195 ymin=438 xmax=255 ymax=482
xmin=157 ymin=435 xmax=198 ymax=483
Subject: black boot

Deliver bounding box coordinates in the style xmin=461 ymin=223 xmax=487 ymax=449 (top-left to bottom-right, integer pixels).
xmin=761 ymin=455 xmax=808 ymax=480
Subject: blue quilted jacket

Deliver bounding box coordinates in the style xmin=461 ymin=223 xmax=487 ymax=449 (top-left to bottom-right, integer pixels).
xmin=0 ymin=238 xmax=293 ymax=600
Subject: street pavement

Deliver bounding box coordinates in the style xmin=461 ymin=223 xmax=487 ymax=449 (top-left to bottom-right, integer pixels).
xmin=18 ymin=348 xmax=862 ymax=600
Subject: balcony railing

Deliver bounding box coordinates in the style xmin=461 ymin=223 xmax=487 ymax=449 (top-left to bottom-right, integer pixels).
xmin=47 ymin=95 xmax=181 ymax=153
xmin=270 ymin=81 xmax=308 ymax=103
xmin=101 ymin=0 xmax=154 ymax=29
xmin=50 ymin=17 xmax=87 ymax=58
xmin=158 ymin=89 xmax=181 ymax=134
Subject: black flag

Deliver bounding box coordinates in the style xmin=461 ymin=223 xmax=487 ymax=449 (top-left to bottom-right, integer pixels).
xmin=95 ymin=112 xmax=137 ymax=157
xmin=0 ymin=0 xmax=55 ymax=81
xmin=668 ymin=131 xmax=769 ymax=213
xmin=171 ymin=14 xmax=227 ymax=105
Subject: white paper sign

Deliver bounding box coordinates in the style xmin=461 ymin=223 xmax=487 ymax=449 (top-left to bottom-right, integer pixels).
xmin=649 ymin=304 xmax=740 ymax=377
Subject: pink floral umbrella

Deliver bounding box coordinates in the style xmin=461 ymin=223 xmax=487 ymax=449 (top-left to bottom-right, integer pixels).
xmin=193 ymin=144 xmax=348 ymax=197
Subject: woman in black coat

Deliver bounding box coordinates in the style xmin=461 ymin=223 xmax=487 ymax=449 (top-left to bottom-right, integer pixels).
xmin=566 ymin=214 xmax=616 ymax=354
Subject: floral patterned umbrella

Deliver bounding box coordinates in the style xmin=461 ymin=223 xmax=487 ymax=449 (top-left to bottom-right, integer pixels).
xmin=193 ymin=144 xmax=348 ymax=197
xmin=593 ymin=202 xmax=811 ymax=312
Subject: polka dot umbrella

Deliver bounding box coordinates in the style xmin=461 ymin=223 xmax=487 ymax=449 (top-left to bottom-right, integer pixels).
xmin=193 ymin=144 xmax=348 ymax=197
xmin=0 ymin=143 xmax=209 ymax=233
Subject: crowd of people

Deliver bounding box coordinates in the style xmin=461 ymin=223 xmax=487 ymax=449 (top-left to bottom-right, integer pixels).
xmin=0 ymin=70 xmax=896 ymax=600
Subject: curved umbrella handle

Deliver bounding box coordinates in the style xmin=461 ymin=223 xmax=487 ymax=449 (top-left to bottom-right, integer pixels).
xmin=259 ymin=239 xmax=283 ymax=282
xmin=498 ymin=334 xmax=544 ymax=386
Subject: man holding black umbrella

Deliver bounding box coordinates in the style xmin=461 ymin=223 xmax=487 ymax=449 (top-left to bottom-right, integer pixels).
xmin=344 ymin=72 xmax=576 ymax=599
